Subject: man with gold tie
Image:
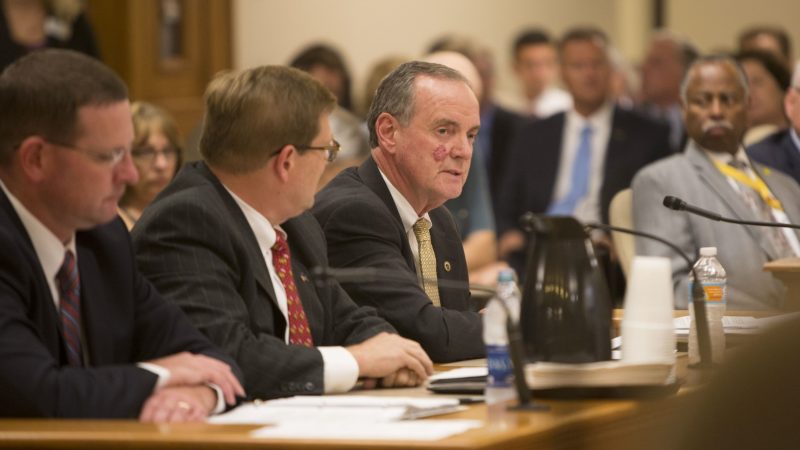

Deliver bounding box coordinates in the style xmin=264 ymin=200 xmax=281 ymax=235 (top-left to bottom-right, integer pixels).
xmin=633 ymin=55 xmax=800 ymax=310
xmin=313 ymin=61 xmax=485 ymax=362
xmin=133 ymin=65 xmax=432 ymax=400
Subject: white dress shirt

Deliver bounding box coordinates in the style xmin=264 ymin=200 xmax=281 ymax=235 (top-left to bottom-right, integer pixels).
xmin=225 ymin=187 xmax=359 ymax=393
xmin=378 ymin=169 xmax=432 ymax=285
xmin=551 ymin=102 xmax=614 ymax=224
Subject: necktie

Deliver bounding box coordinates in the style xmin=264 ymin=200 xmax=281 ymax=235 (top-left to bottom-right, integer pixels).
xmin=547 ymin=124 xmax=594 ymax=215
xmin=56 ymin=250 xmax=83 ymax=366
xmin=271 ymin=231 xmax=314 ymax=347
xmin=412 ymin=218 xmax=441 ymax=306
xmin=727 ymin=160 xmax=795 ymax=258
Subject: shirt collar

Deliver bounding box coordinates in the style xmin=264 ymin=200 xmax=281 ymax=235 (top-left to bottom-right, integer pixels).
xmin=224 ymin=185 xmax=278 ymax=254
xmin=698 ymin=141 xmax=750 ymax=167
xmin=0 ymin=177 xmax=76 ymax=283
xmin=566 ymin=101 xmax=614 ymax=131
xmin=378 ymin=168 xmax=431 ymax=233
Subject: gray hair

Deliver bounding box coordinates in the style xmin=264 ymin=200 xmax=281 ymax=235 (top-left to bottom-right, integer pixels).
xmin=366 ymin=61 xmax=468 ymax=149
xmin=679 ymin=54 xmax=750 ymax=105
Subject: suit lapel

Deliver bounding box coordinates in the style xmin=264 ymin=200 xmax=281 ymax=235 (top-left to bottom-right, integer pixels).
xmin=357 ymin=157 xmax=417 ymax=270
xmin=781 ymin=132 xmax=800 ymax=174
xmin=687 ymin=145 xmax=779 ymax=259
xmin=753 ymin=160 xmax=800 ymax=243
xmin=75 ymin=240 xmax=105 ymax=364
xmin=195 ymin=163 xmax=279 ymax=308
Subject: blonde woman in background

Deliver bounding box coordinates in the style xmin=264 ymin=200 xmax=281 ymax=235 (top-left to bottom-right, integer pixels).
xmin=118 ymin=101 xmax=183 ymax=229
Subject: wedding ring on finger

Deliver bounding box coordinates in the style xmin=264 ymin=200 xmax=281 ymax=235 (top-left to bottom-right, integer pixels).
xmin=176 ymin=401 xmax=192 ymax=411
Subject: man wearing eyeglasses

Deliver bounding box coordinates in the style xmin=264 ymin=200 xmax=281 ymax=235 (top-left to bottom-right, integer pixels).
xmin=132 ymin=65 xmax=433 ymax=400
xmin=313 ymin=61 xmax=485 ymax=362
xmin=0 ymin=49 xmax=244 ymax=421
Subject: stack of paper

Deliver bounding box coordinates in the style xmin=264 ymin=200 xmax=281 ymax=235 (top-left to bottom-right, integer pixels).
xmin=524 ymin=360 xmax=674 ymax=389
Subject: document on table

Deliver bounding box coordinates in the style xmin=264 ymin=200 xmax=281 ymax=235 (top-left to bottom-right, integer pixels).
xmin=209 ymin=395 xmax=465 ymax=425
xmin=250 ymin=419 xmax=483 ymax=441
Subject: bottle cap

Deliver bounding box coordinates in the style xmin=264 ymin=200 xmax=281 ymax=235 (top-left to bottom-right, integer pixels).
xmin=497 ymin=268 xmax=516 ymax=282
xmin=699 ymin=247 xmax=717 ymax=257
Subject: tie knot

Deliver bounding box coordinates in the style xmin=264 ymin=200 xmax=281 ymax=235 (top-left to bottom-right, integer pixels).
xmin=413 ymin=218 xmax=431 ymax=237
xmin=271 ymin=229 xmax=288 ymax=254
xmin=581 ymin=124 xmax=593 ymax=137
xmin=56 ymin=250 xmax=76 ymax=285
xmin=728 ymin=159 xmax=747 ymax=170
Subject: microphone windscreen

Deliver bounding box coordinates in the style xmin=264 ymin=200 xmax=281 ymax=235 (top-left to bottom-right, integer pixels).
xmin=662 ymin=196 xmax=684 ymax=211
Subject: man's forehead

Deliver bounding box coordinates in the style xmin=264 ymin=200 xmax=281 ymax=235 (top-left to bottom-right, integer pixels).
xmin=688 ymin=63 xmax=743 ymax=90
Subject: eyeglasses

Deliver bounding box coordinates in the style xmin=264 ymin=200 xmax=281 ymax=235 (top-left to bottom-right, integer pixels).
xmin=131 ymin=145 xmax=180 ymax=164
xmin=272 ymin=139 xmax=341 ymax=163
xmin=45 ymin=139 xmax=129 ymax=167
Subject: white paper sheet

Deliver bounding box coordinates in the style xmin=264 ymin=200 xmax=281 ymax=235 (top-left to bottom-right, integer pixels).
xmin=250 ymin=419 xmax=483 ymax=441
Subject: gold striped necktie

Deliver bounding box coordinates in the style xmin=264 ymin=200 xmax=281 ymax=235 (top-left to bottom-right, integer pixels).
xmin=412 ymin=218 xmax=441 ymax=306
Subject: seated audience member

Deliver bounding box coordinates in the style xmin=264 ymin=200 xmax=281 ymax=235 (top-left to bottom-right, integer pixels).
xmin=133 ymin=65 xmax=432 ymax=400
xmin=0 ymin=0 xmax=100 ymax=70
xmin=502 ymin=28 xmax=572 ymax=118
xmin=313 ymin=61 xmax=485 ymax=362
xmin=118 ymin=101 xmax=183 ymax=229
xmin=633 ymin=55 xmax=800 ymax=310
xmin=289 ymin=43 xmax=370 ymax=188
xmin=0 ymin=49 xmax=243 ymax=421
xmin=738 ymin=25 xmax=793 ymax=70
xmin=748 ymin=62 xmax=800 ymax=184
xmin=736 ymin=50 xmax=791 ymax=146
xmin=638 ymin=30 xmax=700 ymax=152
xmin=496 ymin=27 xmax=671 ymax=279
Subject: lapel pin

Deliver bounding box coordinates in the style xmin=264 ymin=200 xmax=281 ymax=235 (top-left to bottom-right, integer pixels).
xmin=443 ymin=261 xmax=452 ymax=272
xmin=300 ymin=273 xmax=309 ymax=282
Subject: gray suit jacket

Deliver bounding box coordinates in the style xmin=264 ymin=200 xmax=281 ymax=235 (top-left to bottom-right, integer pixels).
xmin=132 ymin=162 xmax=393 ymax=399
xmin=632 ymin=142 xmax=800 ymax=309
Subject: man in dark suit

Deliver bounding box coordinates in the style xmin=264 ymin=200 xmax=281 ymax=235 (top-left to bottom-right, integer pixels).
xmin=0 ymin=50 xmax=243 ymax=421
xmin=496 ymin=27 xmax=671 ymax=274
xmin=133 ymin=66 xmax=432 ymax=400
xmin=313 ymin=61 xmax=484 ymax=363
xmin=747 ymin=62 xmax=800 ymax=185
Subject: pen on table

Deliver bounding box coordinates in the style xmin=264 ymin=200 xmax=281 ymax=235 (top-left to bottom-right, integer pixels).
xmin=458 ymin=397 xmax=485 ymax=405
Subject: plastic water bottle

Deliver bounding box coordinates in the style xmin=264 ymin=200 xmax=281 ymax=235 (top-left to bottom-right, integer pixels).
xmin=484 ymin=269 xmax=520 ymax=414
xmin=687 ymin=247 xmax=727 ymax=365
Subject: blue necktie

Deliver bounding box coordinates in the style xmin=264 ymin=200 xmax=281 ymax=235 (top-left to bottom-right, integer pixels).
xmin=56 ymin=250 xmax=83 ymax=366
xmin=547 ymin=124 xmax=594 ymax=215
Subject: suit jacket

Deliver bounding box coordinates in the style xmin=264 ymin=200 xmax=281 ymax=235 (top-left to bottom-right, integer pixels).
xmin=132 ymin=162 xmax=393 ymax=399
xmin=495 ymin=107 xmax=671 ymax=272
xmin=312 ymin=157 xmax=484 ymax=363
xmin=632 ymin=142 xmax=800 ymax=309
xmin=746 ymin=129 xmax=800 ymax=185
xmin=0 ymin=188 xmax=237 ymax=418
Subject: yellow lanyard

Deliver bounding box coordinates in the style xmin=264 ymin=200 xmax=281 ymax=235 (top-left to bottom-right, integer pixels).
xmin=714 ymin=160 xmax=783 ymax=210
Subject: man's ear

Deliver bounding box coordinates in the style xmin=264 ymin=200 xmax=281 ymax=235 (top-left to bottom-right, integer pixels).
xmin=375 ymin=112 xmax=400 ymax=154
xmin=271 ymin=144 xmax=297 ymax=183
xmin=16 ymin=136 xmax=49 ymax=182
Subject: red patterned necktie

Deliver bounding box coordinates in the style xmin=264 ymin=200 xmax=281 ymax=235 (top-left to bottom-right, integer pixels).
xmin=56 ymin=250 xmax=83 ymax=366
xmin=271 ymin=230 xmax=314 ymax=347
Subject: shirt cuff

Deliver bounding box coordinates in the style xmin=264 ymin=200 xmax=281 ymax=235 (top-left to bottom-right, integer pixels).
xmin=137 ymin=362 xmax=171 ymax=390
xmin=206 ymin=383 xmax=226 ymax=414
xmin=318 ymin=346 xmax=359 ymax=393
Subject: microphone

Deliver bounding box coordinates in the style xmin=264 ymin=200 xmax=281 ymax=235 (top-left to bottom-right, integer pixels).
xmin=585 ymin=222 xmax=713 ymax=368
xmin=311 ymin=265 xmax=548 ymax=411
xmin=663 ymin=195 xmax=800 ymax=230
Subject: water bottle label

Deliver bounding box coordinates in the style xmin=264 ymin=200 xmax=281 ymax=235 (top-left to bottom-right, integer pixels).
xmin=688 ymin=281 xmax=726 ymax=303
xmin=486 ymin=344 xmax=513 ymax=388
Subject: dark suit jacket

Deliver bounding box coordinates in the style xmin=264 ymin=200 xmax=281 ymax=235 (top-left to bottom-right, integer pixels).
xmin=132 ymin=162 xmax=393 ymax=399
xmin=747 ymin=129 xmax=800 ymax=185
xmin=312 ymin=157 xmax=484 ymax=363
xmin=0 ymin=188 xmax=236 ymax=418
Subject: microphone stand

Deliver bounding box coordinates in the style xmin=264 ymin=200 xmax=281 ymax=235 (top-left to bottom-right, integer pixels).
xmin=311 ymin=266 xmax=549 ymax=411
xmin=585 ymin=223 xmax=714 ymax=369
